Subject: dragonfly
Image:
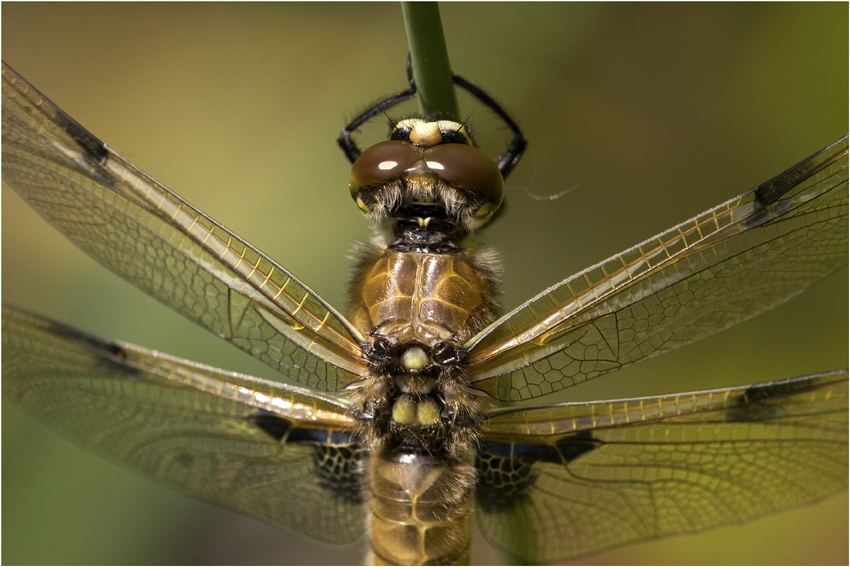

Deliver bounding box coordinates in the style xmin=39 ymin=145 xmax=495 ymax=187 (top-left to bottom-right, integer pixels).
xmin=2 ymin=54 xmax=848 ymax=566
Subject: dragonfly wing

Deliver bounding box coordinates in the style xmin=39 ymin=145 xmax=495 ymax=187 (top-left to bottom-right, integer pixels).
xmin=475 ymin=370 xmax=849 ymax=562
xmin=466 ymin=137 xmax=848 ymax=400
xmin=2 ymin=305 xmax=364 ymax=544
xmin=1 ymin=63 xmax=367 ymax=391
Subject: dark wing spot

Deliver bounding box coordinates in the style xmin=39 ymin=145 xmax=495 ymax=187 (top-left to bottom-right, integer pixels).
xmin=313 ymin=445 xmax=365 ymax=505
xmin=92 ymin=346 xmax=143 ymax=378
xmin=248 ymin=411 xmax=364 ymax=503
xmin=249 ymin=410 xmax=358 ymax=444
xmin=725 ymin=379 xmax=815 ymax=422
xmin=65 ymin=119 xmax=109 ymax=162
xmin=476 ymin=433 xmax=599 ymax=513
xmin=554 ymin=431 xmax=599 ymax=462
xmin=52 ymin=324 xmax=142 ymax=378
xmin=248 ymin=409 xmax=293 ymax=441
xmin=741 ymin=157 xmax=817 ymax=231
xmin=755 ymin=161 xmax=813 ymax=207
xmin=475 ymin=449 xmax=536 ymax=514
xmin=46 ymin=102 xmax=110 ymax=162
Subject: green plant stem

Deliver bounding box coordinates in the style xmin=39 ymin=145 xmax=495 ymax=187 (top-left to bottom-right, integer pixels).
xmin=401 ymin=2 xmax=459 ymax=120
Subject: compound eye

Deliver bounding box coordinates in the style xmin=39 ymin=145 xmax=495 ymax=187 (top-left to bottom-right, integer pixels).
xmin=349 ymin=141 xmax=421 ymax=202
xmin=424 ymin=144 xmax=504 ymax=216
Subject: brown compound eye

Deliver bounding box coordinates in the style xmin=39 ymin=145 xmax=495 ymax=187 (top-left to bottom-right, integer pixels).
xmin=424 ymin=143 xmax=504 ymax=218
xmin=349 ymin=141 xmax=422 ymax=209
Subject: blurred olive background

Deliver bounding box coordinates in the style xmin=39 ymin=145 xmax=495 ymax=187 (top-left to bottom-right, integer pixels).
xmin=2 ymin=3 xmax=847 ymax=565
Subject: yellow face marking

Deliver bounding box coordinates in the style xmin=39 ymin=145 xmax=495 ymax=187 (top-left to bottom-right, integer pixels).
xmin=433 ymin=120 xmax=471 ymax=143
xmin=409 ymin=121 xmax=442 ymax=146
xmin=394 ymin=118 xmax=473 ymax=146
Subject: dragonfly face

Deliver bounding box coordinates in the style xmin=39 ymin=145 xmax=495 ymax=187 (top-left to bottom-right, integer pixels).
xmin=3 ymin=4 xmax=848 ymax=565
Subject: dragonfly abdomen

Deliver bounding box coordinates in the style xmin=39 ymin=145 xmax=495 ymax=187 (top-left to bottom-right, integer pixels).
xmin=367 ymin=448 xmax=476 ymax=565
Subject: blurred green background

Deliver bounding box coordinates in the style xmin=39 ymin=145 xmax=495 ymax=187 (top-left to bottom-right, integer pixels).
xmin=2 ymin=3 xmax=847 ymax=565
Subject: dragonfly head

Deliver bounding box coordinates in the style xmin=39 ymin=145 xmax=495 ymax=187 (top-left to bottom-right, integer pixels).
xmin=348 ymin=118 xmax=504 ymax=233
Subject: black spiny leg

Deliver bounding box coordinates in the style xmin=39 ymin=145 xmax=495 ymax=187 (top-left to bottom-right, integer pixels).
xmin=337 ymin=58 xmax=418 ymax=163
xmin=451 ymin=75 xmax=527 ymax=178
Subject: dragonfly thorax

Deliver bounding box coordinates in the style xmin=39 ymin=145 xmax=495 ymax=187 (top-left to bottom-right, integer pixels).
xmin=352 ymin=365 xmax=481 ymax=454
xmin=347 ymin=238 xmax=499 ymax=454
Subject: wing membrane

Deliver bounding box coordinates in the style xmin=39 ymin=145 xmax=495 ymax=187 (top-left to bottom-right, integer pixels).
xmin=2 ymin=305 xmax=364 ymax=544
xmin=466 ymin=137 xmax=848 ymax=400
xmin=476 ymin=370 xmax=849 ymax=562
xmin=1 ymin=63 xmax=367 ymax=391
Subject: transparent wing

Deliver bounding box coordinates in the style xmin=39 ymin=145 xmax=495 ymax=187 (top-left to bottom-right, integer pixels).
xmin=475 ymin=370 xmax=849 ymax=562
xmin=2 ymin=305 xmax=365 ymax=544
xmin=1 ymin=62 xmax=367 ymax=391
xmin=466 ymin=137 xmax=849 ymax=400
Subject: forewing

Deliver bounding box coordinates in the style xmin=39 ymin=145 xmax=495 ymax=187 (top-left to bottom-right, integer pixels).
xmin=2 ymin=305 xmax=364 ymax=544
xmin=475 ymin=370 xmax=849 ymax=562
xmin=466 ymin=137 xmax=848 ymax=400
xmin=1 ymin=62 xmax=367 ymax=391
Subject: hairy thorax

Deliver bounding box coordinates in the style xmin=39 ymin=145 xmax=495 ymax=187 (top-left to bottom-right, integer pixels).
xmin=347 ymin=240 xmax=499 ymax=447
xmin=349 ymin=247 xmax=496 ymax=348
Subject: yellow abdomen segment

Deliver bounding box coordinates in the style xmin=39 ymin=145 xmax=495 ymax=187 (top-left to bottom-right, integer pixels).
xmin=368 ymin=450 xmax=475 ymax=565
